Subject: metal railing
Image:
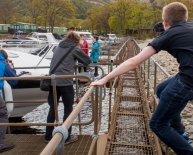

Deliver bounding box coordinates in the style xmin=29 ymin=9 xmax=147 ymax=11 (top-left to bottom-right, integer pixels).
xmin=0 ymin=73 xmax=105 ymax=154
xmin=107 ymin=38 xmax=173 ymax=154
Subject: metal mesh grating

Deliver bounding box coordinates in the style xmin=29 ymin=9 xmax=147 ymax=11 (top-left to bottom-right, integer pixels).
xmin=123 ymin=72 xmax=136 ymax=77
xmin=106 ymin=69 xmax=157 ymax=155
xmin=109 ymin=144 xmax=154 ymax=155
xmin=123 ymin=79 xmax=138 ymax=86
xmin=121 ymin=86 xmax=140 ymax=96
xmin=119 ymin=100 xmax=143 ymax=114
xmin=114 ymin=114 xmax=149 ymax=145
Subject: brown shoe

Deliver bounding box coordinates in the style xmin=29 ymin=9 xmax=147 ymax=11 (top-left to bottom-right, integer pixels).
xmin=0 ymin=143 xmax=15 ymax=153
xmin=65 ymin=135 xmax=78 ymax=145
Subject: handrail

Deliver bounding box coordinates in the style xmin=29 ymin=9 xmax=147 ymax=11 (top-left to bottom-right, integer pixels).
xmin=40 ymin=86 xmax=95 ymax=155
xmin=0 ymin=73 xmax=103 ymax=154
xmin=0 ymin=74 xmax=96 ymax=126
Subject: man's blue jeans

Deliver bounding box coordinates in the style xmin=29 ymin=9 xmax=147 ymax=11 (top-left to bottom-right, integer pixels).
xmin=149 ymin=75 xmax=193 ymax=155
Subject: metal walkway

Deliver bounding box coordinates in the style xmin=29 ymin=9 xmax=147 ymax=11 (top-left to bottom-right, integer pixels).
xmin=4 ymin=135 xmax=93 ymax=155
xmin=1 ymin=39 xmax=166 ymax=154
xmin=104 ymin=71 xmax=159 ymax=155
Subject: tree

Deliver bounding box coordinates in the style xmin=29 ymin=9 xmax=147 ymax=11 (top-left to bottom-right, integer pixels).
xmin=0 ymin=0 xmax=17 ymax=23
xmin=87 ymin=5 xmax=111 ymax=34
xmin=109 ymin=0 xmax=130 ymax=34
xmin=27 ymin=0 xmax=42 ymax=24
xmin=39 ymin=0 xmax=76 ymax=32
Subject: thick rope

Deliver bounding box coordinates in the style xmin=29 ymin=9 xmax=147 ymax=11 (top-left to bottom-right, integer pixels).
xmin=52 ymin=126 xmax=68 ymax=153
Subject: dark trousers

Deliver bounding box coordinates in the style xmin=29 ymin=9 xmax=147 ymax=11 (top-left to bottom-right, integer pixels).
xmin=78 ymin=66 xmax=87 ymax=72
xmin=156 ymin=76 xmax=185 ymax=134
xmin=0 ymin=96 xmax=8 ymax=146
xmin=45 ymin=85 xmax=74 ymax=141
xmin=93 ymin=62 xmax=98 ymax=76
xmin=149 ymin=76 xmax=193 ymax=154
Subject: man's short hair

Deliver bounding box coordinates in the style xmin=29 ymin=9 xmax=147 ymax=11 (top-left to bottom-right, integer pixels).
xmin=162 ymin=2 xmax=188 ymax=26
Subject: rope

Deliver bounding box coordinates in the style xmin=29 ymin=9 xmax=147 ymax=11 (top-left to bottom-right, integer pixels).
xmin=52 ymin=126 xmax=68 ymax=153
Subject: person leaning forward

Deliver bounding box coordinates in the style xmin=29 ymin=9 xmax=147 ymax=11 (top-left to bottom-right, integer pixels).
xmin=91 ymin=2 xmax=193 ymax=155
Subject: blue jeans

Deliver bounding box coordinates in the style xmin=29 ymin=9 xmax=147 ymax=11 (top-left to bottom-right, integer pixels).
xmin=156 ymin=76 xmax=185 ymax=134
xmin=149 ymin=75 xmax=193 ymax=155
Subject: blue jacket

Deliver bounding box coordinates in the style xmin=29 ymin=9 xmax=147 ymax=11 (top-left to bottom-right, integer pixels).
xmin=0 ymin=53 xmax=17 ymax=89
xmin=90 ymin=41 xmax=100 ymax=63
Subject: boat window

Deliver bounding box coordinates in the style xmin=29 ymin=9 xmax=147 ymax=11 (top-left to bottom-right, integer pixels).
xmin=38 ymin=35 xmax=48 ymax=41
xmin=52 ymin=46 xmax=56 ymax=52
xmin=39 ymin=45 xmax=49 ymax=56
xmin=7 ymin=52 xmax=19 ymax=58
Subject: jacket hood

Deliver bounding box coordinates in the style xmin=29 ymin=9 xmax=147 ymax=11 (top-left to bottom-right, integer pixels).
xmin=0 ymin=53 xmax=5 ymax=61
xmin=59 ymin=38 xmax=77 ymax=48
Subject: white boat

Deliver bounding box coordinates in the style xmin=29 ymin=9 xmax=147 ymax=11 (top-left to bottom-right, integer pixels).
xmin=0 ymin=32 xmax=60 ymax=54
xmin=2 ymin=48 xmax=51 ymax=117
xmin=30 ymin=43 xmax=57 ymax=60
xmin=27 ymin=32 xmax=60 ymax=44
xmin=5 ymin=48 xmax=50 ymax=75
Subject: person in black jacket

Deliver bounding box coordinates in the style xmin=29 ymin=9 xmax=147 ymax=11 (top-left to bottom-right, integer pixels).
xmin=45 ymin=31 xmax=91 ymax=144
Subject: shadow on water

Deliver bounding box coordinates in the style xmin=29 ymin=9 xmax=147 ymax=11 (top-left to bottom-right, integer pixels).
xmin=8 ymin=117 xmax=43 ymax=134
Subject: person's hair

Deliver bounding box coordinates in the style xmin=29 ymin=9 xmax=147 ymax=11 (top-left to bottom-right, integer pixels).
xmin=162 ymin=2 xmax=188 ymax=26
xmin=0 ymin=49 xmax=8 ymax=59
xmin=67 ymin=27 xmax=75 ymax=32
xmin=94 ymin=36 xmax=99 ymax=41
xmin=66 ymin=31 xmax=80 ymax=44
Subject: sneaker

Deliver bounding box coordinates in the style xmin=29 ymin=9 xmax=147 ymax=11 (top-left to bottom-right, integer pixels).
xmin=0 ymin=143 xmax=15 ymax=153
xmin=181 ymin=133 xmax=191 ymax=144
xmin=65 ymin=135 xmax=78 ymax=145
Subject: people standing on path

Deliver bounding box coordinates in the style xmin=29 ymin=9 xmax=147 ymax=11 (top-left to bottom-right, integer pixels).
xmin=90 ymin=36 xmax=100 ymax=77
xmin=91 ymin=2 xmax=193 ymax=154
xmin=0 ymin=49 xmax=17 ymax=153
xmin=44 ymin=31 xmax=90 ymax=144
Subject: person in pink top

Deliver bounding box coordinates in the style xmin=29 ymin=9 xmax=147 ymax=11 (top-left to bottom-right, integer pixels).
xmin=80 ymin=34 xmax=89 ymax=55
xmin=79 ymin=34 xmax=89 ymax=72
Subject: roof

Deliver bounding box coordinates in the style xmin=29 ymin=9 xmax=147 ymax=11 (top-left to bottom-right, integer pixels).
xmin=0 ymin=24 xmax=11 ymax=26
xmin=13 ymin=22 xmax=36 ymax=26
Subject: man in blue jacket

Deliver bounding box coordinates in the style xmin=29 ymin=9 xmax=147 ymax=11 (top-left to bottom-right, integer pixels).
xmin=0 ymin=49 xmax=17 ymax=153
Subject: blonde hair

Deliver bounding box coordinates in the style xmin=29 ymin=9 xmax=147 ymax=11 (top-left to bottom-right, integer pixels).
xmin=162 ymin=2 xmax=188 ymax=26
xmin=66 ymin=31 xmax=80 ymax=44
